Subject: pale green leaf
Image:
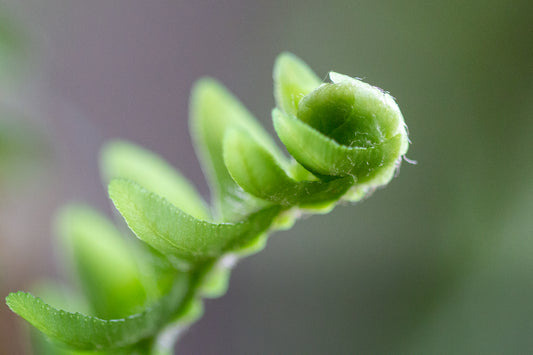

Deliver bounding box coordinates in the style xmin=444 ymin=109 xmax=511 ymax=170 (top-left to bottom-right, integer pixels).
xmin=30 ymin=331 xmax=107 ymax=355
xmin=273 ymin=73 xmax=408 ymax=186
xmin=190 ymin=78 xmax=282 ymax=221
xmin=127 ymin=240 xmax=181 ymax=301
xmin=274 ymin=109 xmax=405 ymax=185
xmin=28 ymin=282 xmax=108 ymax=355
xmin=109 ymin=179 xmax=280 ymax=265
xmin=224 ymin=128 xmax=354 ymax=206
xmin=199 ymin=264 xmax=231 ymax=298
xmin=56 ymin=205 xmax=146 ymax=319
xmin=325 ymin=72 xmax=408 ymax=146
xmin=273 ymin=52 xmax=322 ymax=116
xmin=5 ymin=278 xmax=189 ymax=351
xmin=100 ymin=140 xmax=209 ymax=220
xmin=30 ymin=280 xmax=90 ymax=315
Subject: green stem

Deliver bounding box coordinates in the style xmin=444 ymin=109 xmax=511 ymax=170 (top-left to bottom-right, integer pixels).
xmin=150 ymin=259 xmax=218 ymax=354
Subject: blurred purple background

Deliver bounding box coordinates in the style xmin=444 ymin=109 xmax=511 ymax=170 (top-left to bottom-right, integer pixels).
xmin=1 ymin=0 xmax=532 ymax=353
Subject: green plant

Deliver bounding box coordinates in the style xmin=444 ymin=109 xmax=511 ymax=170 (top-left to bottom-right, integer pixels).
xmin=6 ymin=53 xmax=409 ymax=354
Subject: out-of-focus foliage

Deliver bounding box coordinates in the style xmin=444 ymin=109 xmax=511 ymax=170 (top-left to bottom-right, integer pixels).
xmin=0 ymin=6 xmax=45 ymax=186
xmin=0 ymin=5 xmax=27 ymax=84
xmin=0 ymin=115 xmax=49 ymax=186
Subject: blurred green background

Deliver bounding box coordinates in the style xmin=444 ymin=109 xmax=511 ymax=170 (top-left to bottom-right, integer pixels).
xmin=0 ymin=0 xmax=532 ymax=353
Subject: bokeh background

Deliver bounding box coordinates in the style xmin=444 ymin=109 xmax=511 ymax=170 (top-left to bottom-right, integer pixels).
xmin=1 ymin=0 xmax=532 ymax=353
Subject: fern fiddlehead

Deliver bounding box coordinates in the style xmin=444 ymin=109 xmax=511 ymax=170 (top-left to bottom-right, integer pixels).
xmin=6 ymin=52 xmax=410 ymax=354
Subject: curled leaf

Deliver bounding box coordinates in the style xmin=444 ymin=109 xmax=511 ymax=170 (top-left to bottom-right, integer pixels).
xmin=274 ymin=52 xmax=322 ymax=116
xmin=273 ymin=72 xmax=408 ymax=188
xmin=109 ymin=179 xmax=280 ymax=266
xmin=223 ymin=128 xmax=354 ymax=207
xmin=190 ymin=78 xmax=285 ymax=221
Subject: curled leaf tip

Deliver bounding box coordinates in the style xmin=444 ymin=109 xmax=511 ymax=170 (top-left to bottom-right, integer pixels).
xmin=274 ymin=63 xmax=409 ymax=194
